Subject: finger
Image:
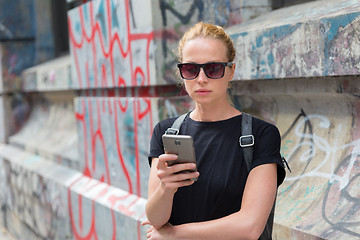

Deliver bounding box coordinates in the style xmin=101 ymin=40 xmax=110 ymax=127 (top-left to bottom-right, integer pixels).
xmin=162 ymin=168 xmax=199 ymax=183
xmin=169 ymin=163 xmax=197 ymax=174
xmin=158 ymin=167 xmax=198 ymax=181
xmin=162 ymin=178 xmax=197 ymax=190
xmin=141 ymin=219 xmax=150 ymax=226
xmin=147 ymin=226 xmax=154 ymax=234
xmin=158 ymin=154 xmax=177 ymax=165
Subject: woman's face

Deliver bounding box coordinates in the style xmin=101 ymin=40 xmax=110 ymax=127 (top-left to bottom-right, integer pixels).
xmin=181 ymin=37 xmax=235 ymax=107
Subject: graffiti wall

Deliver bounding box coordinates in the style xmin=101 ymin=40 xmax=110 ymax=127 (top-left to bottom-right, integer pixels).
xmin=228 ymin=0 xmax=360 ymax=80
xmin=275 ymin=95 xmax=360 ymax=239
xmin=0 ymin=42 xmax=35 ymax=91
xmin=232 ymin=76 xmax=360 ymax=239
xmin=0 ymin=0 xmax=56 ymax=92
xmin=8 ymin=92 xmax=79 ymax=169
xmin=0 ymin=93 xmax=32 ymax=144
xmin=22 ymin=55 xmax=73 ymax=91
xmin=67 ymin=0 xmax=266 ymax=88
xmin=227 ymin=2 xmax=360 ymax=237
xmin=74 ymin=96 xmax=191 ymax=199
xmin=1 ymin=0 xmax=360 ymax=239
xmin=75 ymin=97 xmax=154 ymax=198
xmin=68 ymin=0 xmax=156 ymax=89
xmin=151 ymin=0 xmax=257 ymax=83
xmin=0 ymin=143 xmax=148 ymax=240
xmin=0 ymin=94 xmax=192 ymax=239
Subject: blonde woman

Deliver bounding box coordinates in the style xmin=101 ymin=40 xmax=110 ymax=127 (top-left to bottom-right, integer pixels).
xmin=144 ymin=22 xmax=285 ymax=240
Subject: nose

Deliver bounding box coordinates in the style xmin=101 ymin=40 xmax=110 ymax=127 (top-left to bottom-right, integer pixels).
xmin=197 ymin=68 xmax=208 ymax=83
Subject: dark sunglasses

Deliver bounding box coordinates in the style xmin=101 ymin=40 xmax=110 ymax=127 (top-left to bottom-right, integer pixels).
xmin=177 ymin=62 xmax=234 ymax=80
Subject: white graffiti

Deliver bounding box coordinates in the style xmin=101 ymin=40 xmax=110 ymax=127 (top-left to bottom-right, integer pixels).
xmin=284 ymin=114 xmax=360 ymax=190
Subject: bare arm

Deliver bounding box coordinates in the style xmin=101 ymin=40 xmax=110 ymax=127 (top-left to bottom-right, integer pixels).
xmin=145 ymin=154 xmax=200 ymax=229
xmin=147 ymin=163 xmax=278 ymax=240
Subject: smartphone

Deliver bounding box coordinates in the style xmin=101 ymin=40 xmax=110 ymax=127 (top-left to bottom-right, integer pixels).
xmin=162 ymin=134 xmax=198 ymax=181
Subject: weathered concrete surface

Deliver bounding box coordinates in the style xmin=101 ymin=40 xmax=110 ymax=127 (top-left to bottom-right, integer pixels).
xmin=231 ymin=76 xmax=360 ymax=239
xmin=67 ymin=0 xmax=267 ymax=89
xmin=0 ymin=42 xmax=35 ymax=92
xmin=1 ymin=0 xmax=360 ymax=239
xmin=74 ymin=97 xmax=154 ymax=198
xmin=0 ymin=144 xmax=147 ymax=240
xmin=0 ymin=93 xmax=31 ymax=144
xmin=22 ymin=55 xmax=73 ymax=91
xmin=8 ymin=92 xmax=79 ymax=169
xmin=0 ymin=225 xmax=16 ymax=240
xmin=0 ymin=94 xmax=191 ymax=240
xmin=0 ymin=0 xmax=57 ymax=92
xmin=0 ymin=96 xmax=6 ymax=143
xmin=225 ymin=2 xmax=360 ymax=236
xmin=150 ymin=0 xmax=271 ymax=84
xmin=227 ymin=5 xmax=360 ymax=237
xmin=228 ymin=0 xmax=360 ymax=80
xmin=74 ymin=96 xmax=191 ymax=199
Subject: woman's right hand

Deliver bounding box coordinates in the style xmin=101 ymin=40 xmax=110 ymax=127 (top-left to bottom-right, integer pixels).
xmin=156 ymin=153 xmax=199 ymax=194
xmin=145 ymin=155 xmax=199 ymax=229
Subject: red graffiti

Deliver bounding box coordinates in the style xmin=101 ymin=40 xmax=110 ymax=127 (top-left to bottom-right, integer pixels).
xmin=68 ymin=175 xmax=144 ymax=240
xmin=68 ymin=0 xmax=154 ymax=89
xmin=69 ymin=0 xmax=154 ymax=239
xmin=75 ymin=97 xmax=152 ymax=195
xmin=68 ymin=176 xmax=106 ymax=240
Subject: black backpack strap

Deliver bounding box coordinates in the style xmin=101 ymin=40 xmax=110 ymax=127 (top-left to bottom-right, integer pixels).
xmin=164 ymin=113 xmax=188 ymax=135
xmin=240 ymin=112 xmax=274 ymax=240
xmin=240 ymin=112 xmax=254 ymax=172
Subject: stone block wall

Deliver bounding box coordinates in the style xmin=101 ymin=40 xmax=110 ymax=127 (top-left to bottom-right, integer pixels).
xmin=1 ymin=0 xmax=360 ymax=239
xmin=228 ymin=0 xmax=360 ymax=238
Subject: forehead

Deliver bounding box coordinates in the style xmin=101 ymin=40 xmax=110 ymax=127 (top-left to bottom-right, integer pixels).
xmin=182 ymin=37 xmax=228 ymax=62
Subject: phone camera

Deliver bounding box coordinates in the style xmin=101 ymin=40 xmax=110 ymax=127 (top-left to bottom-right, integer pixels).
xmin=175 ymin=139 xmax=181 ymax=146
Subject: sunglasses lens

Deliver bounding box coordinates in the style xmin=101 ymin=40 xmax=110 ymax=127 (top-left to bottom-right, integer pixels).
xmin=204 ymin=63 xmax=224 ymax=79
xmin=178 ymin=62 xmax=229 ymax=79
xmin=179 ymin=64 xmax=199 ymax=79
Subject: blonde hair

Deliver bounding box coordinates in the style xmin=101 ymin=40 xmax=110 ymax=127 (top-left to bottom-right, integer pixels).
xmin=177 ymin=22 xmax=236 ymax=62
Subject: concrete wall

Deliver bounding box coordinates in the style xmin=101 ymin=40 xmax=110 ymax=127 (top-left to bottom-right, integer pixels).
xmin=1 ymin=0 xmax=360 ymax=239
xmin=228 ymin=0 xmax=360 ymax=238
xmin=0 ymin=144 xmax=148 ymax=240
xmin=0 ymin=0 xmax=56 ymax=145
xmin=67 ymin=0 xmax=269 ymax=88
xmin=2 ymin=0 xmax=260 ymax=239
xmin=231 ymin=77 xmax=360 ymax=239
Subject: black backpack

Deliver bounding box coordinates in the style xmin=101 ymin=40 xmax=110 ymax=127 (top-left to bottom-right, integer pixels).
xmin=166 ymin=112 xmax=289 ymax=240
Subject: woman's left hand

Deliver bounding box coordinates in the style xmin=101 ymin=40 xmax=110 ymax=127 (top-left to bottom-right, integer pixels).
xmin=144 ymin=222 xmax=175 ymax=240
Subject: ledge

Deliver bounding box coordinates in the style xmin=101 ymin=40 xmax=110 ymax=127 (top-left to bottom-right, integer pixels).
xmin=21 ymin=54 xmax=73 ymax=92
xmin=228 ymin=0 xmax=360 ymax=80
xmin=0 ymin=143 xmax=147 ymax=239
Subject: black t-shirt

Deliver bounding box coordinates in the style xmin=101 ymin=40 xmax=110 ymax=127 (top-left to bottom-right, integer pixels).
xmin=148 ymin=114 xmax=285 ymax=225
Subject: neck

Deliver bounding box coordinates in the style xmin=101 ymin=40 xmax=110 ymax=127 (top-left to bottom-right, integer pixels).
xmin=190 ymin=103 xmax=241 ymax=122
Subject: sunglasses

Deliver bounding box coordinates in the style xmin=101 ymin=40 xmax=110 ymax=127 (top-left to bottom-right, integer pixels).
xmin=177 ymin=62 xmax=234 ymax=80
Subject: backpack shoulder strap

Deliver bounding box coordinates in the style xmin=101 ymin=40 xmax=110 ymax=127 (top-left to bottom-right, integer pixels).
xmin=240 ymin=112 xmax=254 ymax=172
xmin=164 ymin=113 xmax=188 ymax=135
xmin=240 ymin=112 xmax=276 ymax=240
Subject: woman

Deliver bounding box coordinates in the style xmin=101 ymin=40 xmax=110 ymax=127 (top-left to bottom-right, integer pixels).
xmin=144 ymin=22 xmax=285 ymax=239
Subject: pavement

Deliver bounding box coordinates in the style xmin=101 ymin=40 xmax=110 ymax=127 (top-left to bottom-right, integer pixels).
xmin=0 ymin=225 xmax=16 ymax=240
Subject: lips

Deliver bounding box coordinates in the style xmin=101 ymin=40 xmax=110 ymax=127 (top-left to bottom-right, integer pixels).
xmin=195 ymin=89 xmax=211 ymax=93
xmin=195 ymin=89 xmax=211 ymax=95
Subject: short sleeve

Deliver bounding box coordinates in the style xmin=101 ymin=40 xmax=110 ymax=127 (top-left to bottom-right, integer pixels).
xmin=252 ymin=122 xmax=286 ymax=186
